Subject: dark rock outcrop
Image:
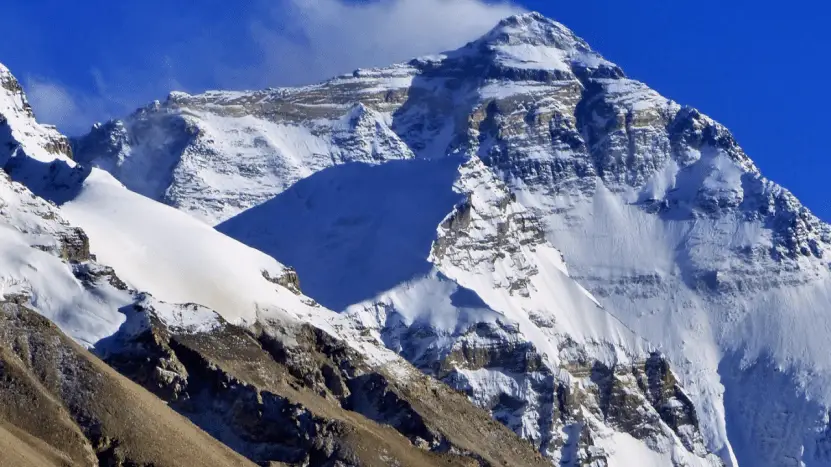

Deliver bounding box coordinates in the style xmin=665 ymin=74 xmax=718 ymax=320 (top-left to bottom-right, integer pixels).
xmin=0 ymin=300 xmax=253 ymax=467
xmin=97 ymin=303 xmax=549 ymax=467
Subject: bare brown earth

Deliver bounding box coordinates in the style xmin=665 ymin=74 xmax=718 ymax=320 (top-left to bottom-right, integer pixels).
xmin=0 ymin=421 xmax=74 ymax=466
xmin=101 ymin=305 xmax=550 ymax=466
xmin=0 ymin=294 xmax=548 ymax=467
xmin=0 ymin=300 xmax=254 ymax=467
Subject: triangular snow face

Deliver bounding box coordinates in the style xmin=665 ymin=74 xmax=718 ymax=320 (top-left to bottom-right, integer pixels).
xmin=460 ymin=12 xmax=621 ymax=78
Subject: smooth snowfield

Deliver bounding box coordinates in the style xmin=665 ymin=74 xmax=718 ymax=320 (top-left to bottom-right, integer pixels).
xmin=0 ymin=200 xmax=129 ymax=345
xmin=62 ymin=168 xmax=295 ymax=324
xmin=58 ymin=167 xmax=407 ymax=369
xmin=219 ymin=158 xmax=465 ymax=312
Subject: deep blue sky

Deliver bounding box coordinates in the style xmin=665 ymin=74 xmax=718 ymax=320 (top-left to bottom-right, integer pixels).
xmin=0 ymin=0 xmax=828 ymax=219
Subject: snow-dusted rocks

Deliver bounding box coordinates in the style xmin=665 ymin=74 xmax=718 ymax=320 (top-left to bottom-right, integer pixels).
xmin=1 ymin=64 xmax=73 ymax=163
xmin=461 ymin=13 xmax=831 ymax=467
xmin=73 ymin=80 xmax=414 ymax=225
xmin=213 ymin=149 xmax=719 ymax=463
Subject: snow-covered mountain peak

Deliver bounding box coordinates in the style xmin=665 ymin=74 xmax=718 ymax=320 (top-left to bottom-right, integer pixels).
xmin=457 ymin=11 xmax=620 ymax=79
xmin=479 ymin=12 xmax=587 ymax=50
xmin=58 ymin=15 xmax=831 ymax=464
xmin=1 ymin=62 xmax=74 ymax=165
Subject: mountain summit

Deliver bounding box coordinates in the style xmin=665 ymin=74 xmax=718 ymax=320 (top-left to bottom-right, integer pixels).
xmin=466 ymin=12 xmax=621 ymax=79
xmin=0 ymin=11 xmax=829 ymax=467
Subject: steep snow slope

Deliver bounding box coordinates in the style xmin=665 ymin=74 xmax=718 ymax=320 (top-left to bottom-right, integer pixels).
xmin=69 ymin=11 xmax=831 ymax=467
xmin=62 ymin=168 xmax=307 ymax=326
xmin=0 ymin=64 xmax=132 ymax=345
xmin=0 ymin=170 xmax=128 ymax=346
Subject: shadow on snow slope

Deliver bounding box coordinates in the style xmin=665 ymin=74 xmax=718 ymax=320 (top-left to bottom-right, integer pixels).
xmin=719 ymin=349 xmax=831 ymax=467
xmin=218 ymin=157 xmax=466 ymax=312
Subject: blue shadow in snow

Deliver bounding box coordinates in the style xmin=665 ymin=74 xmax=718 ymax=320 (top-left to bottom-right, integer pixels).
xmin=0 ymin=125 xmax=90 ymax=204
xmin=718 ymin=349 xmax=831 ymax=466
xmin=218 ymin=157 xmax=466 ymax=312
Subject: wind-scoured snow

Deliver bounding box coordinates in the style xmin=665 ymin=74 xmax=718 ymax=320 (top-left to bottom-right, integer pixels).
xmin=74 ymin=96 xmax=413 ymax=225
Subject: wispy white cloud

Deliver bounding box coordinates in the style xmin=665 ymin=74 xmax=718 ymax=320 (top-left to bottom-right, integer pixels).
xmin=23 ymin=65 xmax=187 ymax=136
xmin=22 ymin=0 xmax=524 ymax=134
xmin=23 ymin=77 xmax=105 ymax=136
xmin=240 ymin=0 xmax=524 ymax=87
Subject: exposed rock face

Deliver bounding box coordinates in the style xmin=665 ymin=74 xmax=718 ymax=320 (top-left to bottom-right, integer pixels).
xmin=1 ymin=65 xmax=73 ymax=162
xmin=262 ymin=267 xmax=302 ymax=294
xmin=57 ymin=227 xmax=91 ymax=262
xmin=640 ymin=353 xmax=701 ymax=441
xmin=96 ymin=297 xmax=548 ymax=466
xmin=211 ymin=150 xmax=721 ymax=464
xmin=0 ymin=300 xmax=252 ymax=467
